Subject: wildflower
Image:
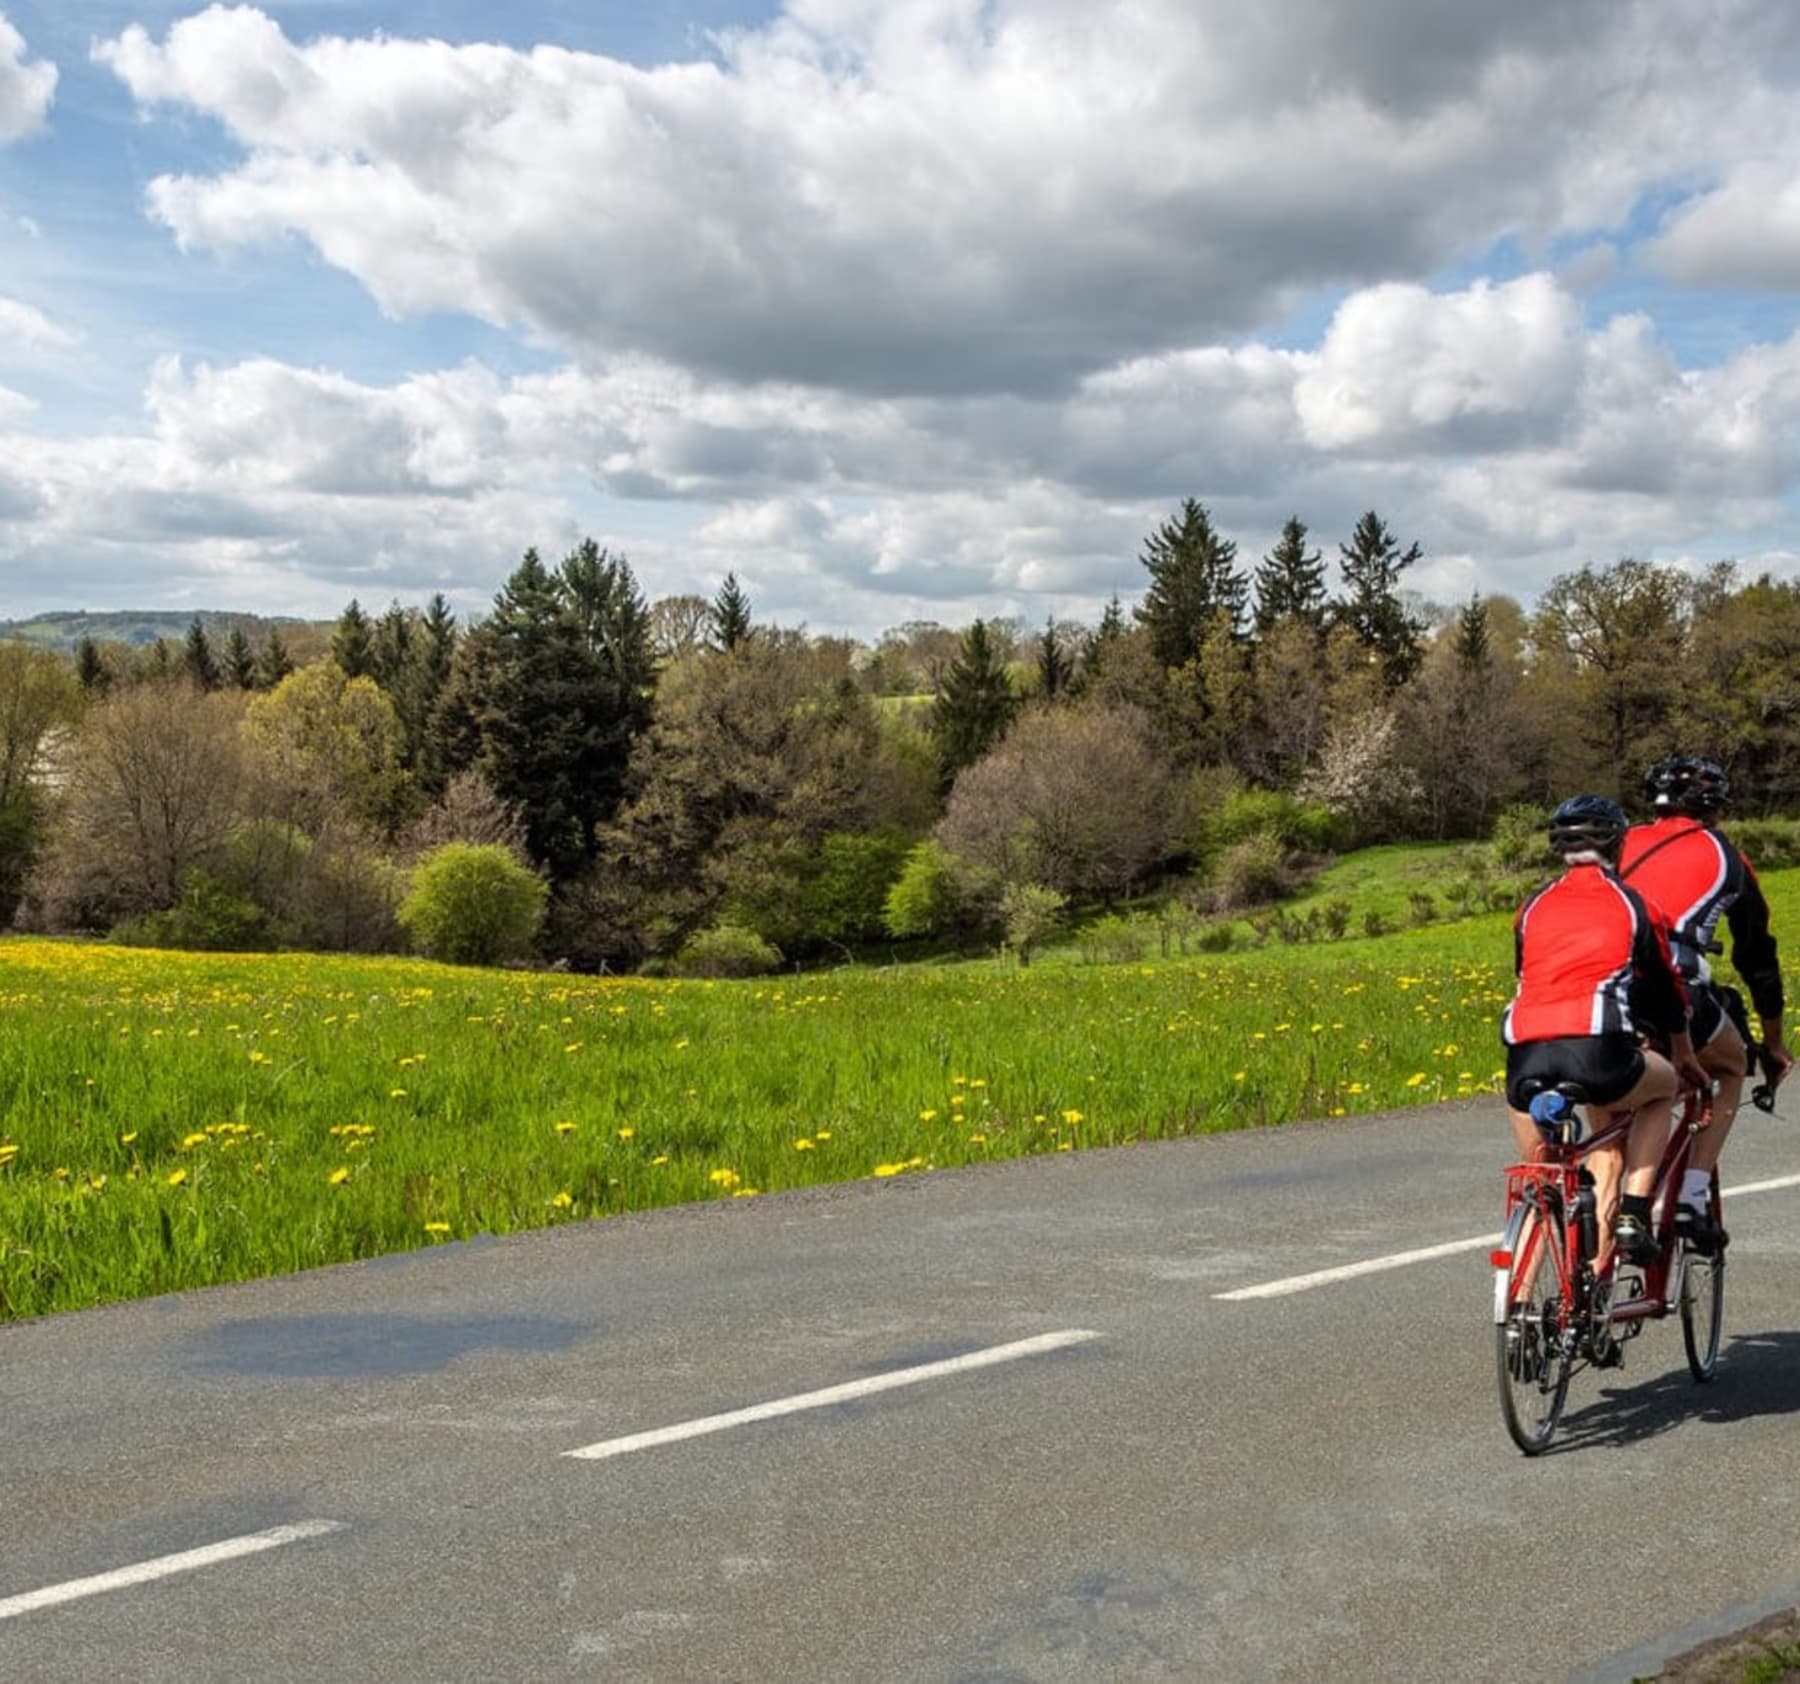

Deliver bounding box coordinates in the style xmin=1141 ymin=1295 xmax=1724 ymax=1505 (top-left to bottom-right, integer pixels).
xmin=815 ymin=1130 xmax=831 ymax=1141
xmin=731 ymin=1188 xmax=760 ymax=1198
xmin=1061 ymin=1109 xmax=1084 ymax=1125
xmin=968 ymin=1133 xmax=988 ymax=1145
xmin=166 ymin=1168 xmax=188 ymax=1187
xmin=708 ymin=1168 xmax=741 ymax=1189
xmin=919 ymin=1109 xmax=939 ymax=1122
xmin=550 ymin=1191 xmax=574 ymax=1209
xmin=120 ymin=1131 xmax=138 ymax=1145
xmin=1233 ymin=1071 xmax=1247 ymax=1082
xmin=180 ymin=1132 xmax=207 ymax=1149
xmin=969 ymin=1078 xmax=987 ymax=1089
xmin=424 ymin=1221 xmax=450 ymax=1236
xmin=327 ymin=1167 xmax=350 ymax=1186
xmin=616 ymin=1127 xmax=635 ymax=1140
xmin=872 ymin=1163 xmax=905 ymax=1178
xmin=650 ymin=1155 xmax=670 ymax=1165
xmin=564 ymin=1042 xmax=583 ymax=1054
xmin=793 ymin=1139 xmax=815 ymax=1151
xmin=554 ymin=1121 xmax=577 ymax=1135
xmin=88 ymin=1175 xmax=107 ymax=1191
xmin=389 ymin=1088 xmax=407 ymax=1099
xmin=1405 ymin=1073 xmax=1428 ymax=1088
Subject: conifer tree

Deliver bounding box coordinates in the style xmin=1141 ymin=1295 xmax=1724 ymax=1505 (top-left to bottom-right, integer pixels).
xmin=254 ymin=627 xmax=294 ymax=691
xmin=1253 ymin=517 xmax=1329 ymax=635
xmin=331 ymin=599 xmax=375 ymax=679
xmin=1455 ymin=593 xmax=1491 ymax=670
xmin=930 ymin=618 xmax=1018 ymax=791
xmin=1037 ymin=616 xmax=1072 ymax=699
xmin=183 ymin=617 xmax=220 ymax=691
xmin=1334 ymin=511 xmax=1425 ymax=689
xmin=222 ymin=626 xmax=256 ymax=690
xmin=371 ymin=601 xmax=413 ymax=692
xmin=1134 ymin=500 xmax=1247 ymax=669
xmin=74 ymin=635 xmax=108 ymax=695
xmin=711 ymin=572 xmax=753 ymax=651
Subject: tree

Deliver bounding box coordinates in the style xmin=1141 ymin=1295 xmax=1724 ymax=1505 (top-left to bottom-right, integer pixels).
xmin=1036 ymin=617 xmax=1073 ymax=699
xmin=1000 ymin=883 xmax=1066 ymax=967
xmin=33 ymin=680 xmax=246 ymax=925
xmin=221 ymin=626 xmax=256 ymax=690
xmin=1135 ymin=500 xmax=1247 ymax=669
xmin=74 ymin=636 xmax=109 ymax=696
xmin=254 ymin=627 xmax=294 ymax=691
xmin=1335 ymin=511 xmax=1425 ymax=688
xmin=436 ymin=542 xmax=655 ymax=881
xmin=936 ymin=704 xmax=1176 ymax=898
xmin=711 ymin=573 xmax=753 ymax=651
xmin=183 ymin=617 xmax=220 ymax=692
xmin=1244 ymin=617 xmax=1333 ymax=786
xmin=1532 ymin=559 xmax=1688 ymax=786
xmin=371 ymin=601 xmax=413 ymax=692
xmin=930 ymin=619 xmax=1018 ymax=790
xmin=0 ymin=645 xmax=81 ymax=923
xmin=331 ymin=599 xmax=375 ymax=680
xmin=650 ymin=595 xmax=712 ymax=661
xmin=243 ymin=663 xmax=410 ymax=837
xmin=403 ymin=769 xmax=529 ymax=861
xmin=1679 ymin=573 xmax=1800 ymax=811
xmin=1253 ymin=517 xmax=1329 ymax=635
xmin=399 ymin=842 xmax=546 ymax=966
xmin=1454 ymin=593 xmax=1491 ymax=670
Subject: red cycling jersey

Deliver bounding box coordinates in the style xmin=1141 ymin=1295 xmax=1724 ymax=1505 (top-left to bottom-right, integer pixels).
xmin=1504 ymin=862 xmax=1688 ymax=1045
xmin=1618 ymin=816 xmax=1786 ymax=1020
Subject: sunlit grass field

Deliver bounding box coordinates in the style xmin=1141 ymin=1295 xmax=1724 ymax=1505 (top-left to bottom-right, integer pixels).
xmin=2 ymin=870 xmax=1793 ymax=1320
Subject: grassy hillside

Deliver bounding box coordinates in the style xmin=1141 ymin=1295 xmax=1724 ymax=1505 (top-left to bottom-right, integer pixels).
xmin=1 ymin=866 xmax=1792 ymax=1320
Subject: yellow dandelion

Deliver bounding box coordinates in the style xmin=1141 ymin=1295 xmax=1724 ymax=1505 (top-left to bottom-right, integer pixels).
xmin=815 ymin=1130 xmax=831 ymax=1141
xmin=424 ymin=1221 xmax=450 ymax=1236
xmin=872 ymin=1162 xmax=905 ymax=1178
xmin=1061 ymin=1109 xmax=1084 ymax=1125
xmin=550 ymin=1191 xmax=574 ymax=1209
xmin=120 ymin=1131 xmax=138 ymax=1145
xmin=616 ymin=1126 xmax=635 ymax=1140
xmin=968 ymin=1133 xmax=988 ymax=1145
xmin=327 ymin=1166 xmax=351 ymax=1186
xmin=793 ymin=1139 xmax=815 ymax=1151
xmin=708 ymin=1168 xmax=741 ymax=1189
xmin=389 ymin=1088 xmax=408 ymax=1099
xmin=180 ymin=1131 xmax=207 ymax=1149
xmin=919 ymin=1109 xmax=939 ymax=1122
xmin=564 ymin=1042 xmax=583 ymax=1054
xmin=1233 ymin=1071 xmax=1247 ymax=1081
xmin=1405 ymin=1072 xmax=1428 ymax=1088
xmin=554 ymin=1121 xmax=577 ymax=1135
xmin=650 ymin=1154 xmax=670 ymax=1165
xmin=166 ymin=1168 xmax=188 ymax=1187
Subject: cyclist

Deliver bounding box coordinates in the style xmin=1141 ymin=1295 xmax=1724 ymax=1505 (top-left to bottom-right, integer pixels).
xmin=1504 ymin=795 xmax=1707 ymax=1265
xmin=1618 ymin=755 xmax=1793 ymax=1252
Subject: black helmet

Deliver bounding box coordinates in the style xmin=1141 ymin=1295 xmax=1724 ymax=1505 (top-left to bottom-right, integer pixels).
xmin=1548 ymin=794 xmax=1628 ymax=858
xmin=1642 ymin=755 xmax=1730 ymax=815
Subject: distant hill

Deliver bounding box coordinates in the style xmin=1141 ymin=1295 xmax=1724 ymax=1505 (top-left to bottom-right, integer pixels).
xmin=0 ymin=611 xmax=324 ymax=654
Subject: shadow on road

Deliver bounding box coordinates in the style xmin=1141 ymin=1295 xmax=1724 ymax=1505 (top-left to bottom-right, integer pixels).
xmin=1549 ymin=1329 xmax=1800 ymax=1453
xmin=185 ymin=1311 xmax=589 ymax=1378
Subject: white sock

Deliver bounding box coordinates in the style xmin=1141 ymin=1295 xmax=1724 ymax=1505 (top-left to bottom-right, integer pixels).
xmin=1681 ymin=1169 xmax=1711 ymax=1212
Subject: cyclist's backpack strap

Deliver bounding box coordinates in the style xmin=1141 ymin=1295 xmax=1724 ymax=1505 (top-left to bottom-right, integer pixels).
xmin=1618 ymin=827 xmax=1700 ymax=884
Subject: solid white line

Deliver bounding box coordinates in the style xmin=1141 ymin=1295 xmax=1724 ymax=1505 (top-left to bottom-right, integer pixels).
xmin=1214 ymin=1171 xmax=1800 ymax=1302
xmin=1213 ymin=1234 xmax=1502 ymax=1301
xmin=0 ymin=1521 xmax=346 ymax=1622
xmin=563 ymin=1330 xmax=1101 ymax=1461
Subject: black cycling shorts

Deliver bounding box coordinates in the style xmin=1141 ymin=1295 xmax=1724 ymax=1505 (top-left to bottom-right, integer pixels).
xmin=1688 ymin=982 xmax=1730 ymax=1049
xmin=1505 ymin=1033 xmax=1645 ymax=1112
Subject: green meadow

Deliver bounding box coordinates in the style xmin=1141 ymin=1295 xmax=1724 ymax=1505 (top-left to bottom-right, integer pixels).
xmin=1 ymin=868 xmax=1793 ymax=1320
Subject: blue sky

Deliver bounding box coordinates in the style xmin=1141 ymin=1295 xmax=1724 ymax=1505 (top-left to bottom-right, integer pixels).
xmin=2 ymin=1 xmax=1799 ymax=632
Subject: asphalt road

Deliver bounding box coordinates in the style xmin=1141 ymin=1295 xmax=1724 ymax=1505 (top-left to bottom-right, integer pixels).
xmin=4 ymin=1098 xmax=1800 ymax=1683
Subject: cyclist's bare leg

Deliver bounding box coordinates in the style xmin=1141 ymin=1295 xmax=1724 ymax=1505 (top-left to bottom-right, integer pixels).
xmin=1690 ymin=1019 xmax=1747 ymax=1177
xmin=1587 ymin=1051 xmax=1677 ymax=1265
xmin=1507 ymin=1108 xmax=1546 ymax=1163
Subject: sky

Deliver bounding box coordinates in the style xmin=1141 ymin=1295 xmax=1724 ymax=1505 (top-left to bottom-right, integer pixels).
xmin=3 ymin=0 xmax=1800 ymax=637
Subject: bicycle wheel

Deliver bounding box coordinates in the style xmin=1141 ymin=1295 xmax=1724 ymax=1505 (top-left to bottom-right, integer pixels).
xmin=1497 ymin=1200 xmax=1573 ymax=1454
xmin=1681 ymin=1250 xmax=1724 ymax=1381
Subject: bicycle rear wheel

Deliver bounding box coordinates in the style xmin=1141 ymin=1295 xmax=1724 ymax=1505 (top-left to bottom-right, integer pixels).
xmin=1681 ymin=1250 xmax=1724 ymax=1381
xmin=1497 ymin=1200 xmax=1573 ymax=1454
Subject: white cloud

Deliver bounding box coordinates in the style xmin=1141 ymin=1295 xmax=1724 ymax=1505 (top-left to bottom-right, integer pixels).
xmin=94 ymin=2 xmax=1800 ymax=397
xmin=0 ymin=294 xmax=78 ymax=353
xmin=1649 ymin=162 xmax=1800 ymax=290
xmin=0 ymin=13 xmax=54 ymax=144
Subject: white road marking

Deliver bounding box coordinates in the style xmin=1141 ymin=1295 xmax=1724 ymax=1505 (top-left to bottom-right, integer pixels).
xmin=563 ymin=1329 xmax=1101 ymax=1461
xmin=0 ymin=1521 xmax=345 ymax=1622
xmin=1213 ymin=1234 xmax=1502 ymax=1301
xmin=1214 ymin=1172 xmax=1800 ymax=1302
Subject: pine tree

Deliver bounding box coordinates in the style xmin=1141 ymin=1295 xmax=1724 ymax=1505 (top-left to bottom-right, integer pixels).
xmin=1134 ymin=500 xmax=1247 ymax=669
xmin=1334 ymin=511 xmax=1425 ymax=689
xmin=254 ymin=627 xmax=294 ymax=691
xmin=931 ymin=619 xmax=1018 ymax=790
xmin=711 ymin=572 xmax=753 ymax=652
xmin=222 ymin=626 xmax=256 ymax=690
xmin=408 ymin=593 xmax=460 ymax=793
xmin=74 ymin=635 xmax=108 ymax=695
xmin=1455 ymin=593 xmax=1491 ymax=671
xmin=1037 ymin=616 xmax=1073 ymax=699
xmin=183 ymin=617 xmax=220 ymax=691
xmin=371 ymin=601 xmax=413 ymax=692
xmin=331 ymin=599 xmax=374 ymax=679
xmin=1253 ymin=517 xmax=1329 ymax=635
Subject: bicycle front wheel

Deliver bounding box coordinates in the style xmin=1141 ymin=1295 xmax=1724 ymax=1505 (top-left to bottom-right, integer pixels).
xmin=1681 ymin=1250 xmax=1724 ymax=1381
xmin=1497 ymin=1201 xmax=1572 ymax=1455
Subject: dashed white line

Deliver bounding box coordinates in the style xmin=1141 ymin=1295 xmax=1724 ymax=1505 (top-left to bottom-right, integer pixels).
xmin=0 ymin=1521 xmax=346 ymax=1622
xmin=1214 ymin=1172 xmax=1800 ymax=1301
xmin=564 ymin=1329 xmax=1102 ymax=1461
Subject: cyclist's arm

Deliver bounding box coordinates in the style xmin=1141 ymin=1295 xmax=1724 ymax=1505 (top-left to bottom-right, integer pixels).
xmin=1726 ymin=853 xmax=1785 ymax=1023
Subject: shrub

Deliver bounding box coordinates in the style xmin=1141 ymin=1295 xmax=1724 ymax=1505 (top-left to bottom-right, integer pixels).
xmin=1490 ymin=804 xmax=1551 ymax=872
xmin=883 ymin=841 xmax=998 ymax=940
xmin=1000 ymin=882 xmax=1066 ymax=967
xmin=113 ymin=871 xmax=279 ymax=952
xmin=1194 ymin=921 xmax=1236 ymax=953
xmin=1077 ymin=914 xmax=1151 ymax=966
xmin=1731 ymin=818 xmax=1800 ymax=872
xmin=1362 ymin=909 xmax=1389 ymax=939
xmin=1192 ymin=787 xmax=1343 ymax=864
xmin=1322 ymin=900 xmax=1351 ymax=940
xmin=1408 ymin=890 xmax=1437 ymax=926
xmin=1210 ymin=829 xmax=1293 ymax=909
xmin=672 ymin=923 xmax=781 ymax=978
xmin=399 ymin=842 xmax=547 ymax=967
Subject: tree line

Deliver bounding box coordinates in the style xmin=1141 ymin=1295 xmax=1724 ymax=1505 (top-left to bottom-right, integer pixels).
xmin=1 ymin=503 xmax=1795 ymax=970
